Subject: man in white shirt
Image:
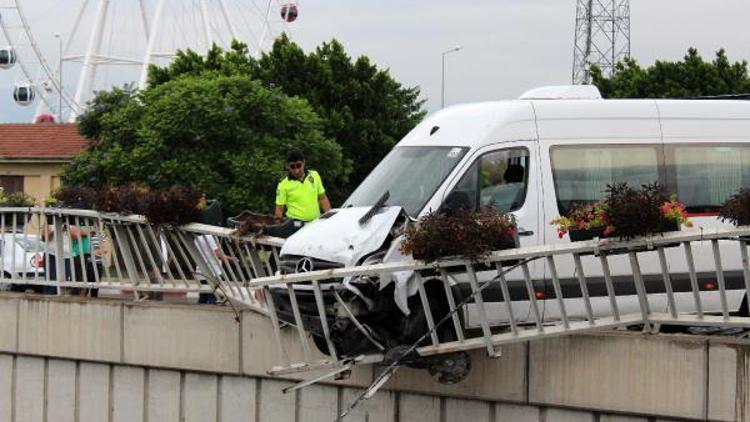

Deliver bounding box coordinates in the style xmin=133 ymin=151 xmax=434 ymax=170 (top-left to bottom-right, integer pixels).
xmin=193 ymin=234 xmax=225 ymax=304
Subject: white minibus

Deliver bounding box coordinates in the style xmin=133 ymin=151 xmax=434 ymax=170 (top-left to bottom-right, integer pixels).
xmin=273 ymin=85 xmax=750 ymax=359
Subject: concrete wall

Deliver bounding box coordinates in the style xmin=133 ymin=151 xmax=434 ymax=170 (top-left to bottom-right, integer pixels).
xmin=0 ymin=161 xmax=65 ymax=204
xmin=0 ymin=354 xmax=689 ymax=422
xmin=0 ymin=293 xmax=745 ymax=421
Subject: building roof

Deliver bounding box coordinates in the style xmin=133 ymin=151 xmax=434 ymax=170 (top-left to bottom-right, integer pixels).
xmin=0 ymin=123 xmax=88 ymax=160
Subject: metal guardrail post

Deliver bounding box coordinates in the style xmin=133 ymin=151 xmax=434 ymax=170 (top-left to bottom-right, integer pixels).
xmin=440 ymin=268 xmax=466 ymax=341
xmin=627 ymin=251 xmax=651 ymax=330
xmin=711 ymin=239 xmax=730 ymax=320
xmin=740 ymin=240 xmax=750 ymax=305
xmin=572 ymin=253 xmax=594 ymax=324
xmin=657 ymin=247 xmax=678 ymax=318
xmin=312 ymin=280 xmax=338 ymax=363
xmin=466 ymin=263 xmax=499 ymax=356
xmin=53 ymin=214 xmax=65 ymax=295
xmin=546 ymin=256 xmax=569 ymax=328
xmin=521 ymin=261 xmax=544 ymax=332
xmin=598 ymin=254 xmax=620 ymax=321
xmin=414 ymin=271 xmax=440 ymax=346
xmin=683 ymin=242 xmax=703 ymax=319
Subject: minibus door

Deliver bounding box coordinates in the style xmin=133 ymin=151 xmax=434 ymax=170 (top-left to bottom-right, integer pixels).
xmin=442 ymin=141 xmax=542 ymax=326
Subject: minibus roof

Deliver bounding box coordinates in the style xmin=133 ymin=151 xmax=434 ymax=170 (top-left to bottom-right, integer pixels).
xmin=399 ymin=94 xmax=750 ymax=149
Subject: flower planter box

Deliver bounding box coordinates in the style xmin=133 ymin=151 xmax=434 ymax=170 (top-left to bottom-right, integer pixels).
xmin=196 ymin=199 xmax=223 ymax=226
xmin=413 ymin=234 xmax=519 ymax=263
xmin=568 ymin=220 xmax=680 ymax=242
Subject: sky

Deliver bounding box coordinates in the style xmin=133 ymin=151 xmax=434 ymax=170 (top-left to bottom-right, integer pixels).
xmin=0 ymin=0 xmax=749 ymax=123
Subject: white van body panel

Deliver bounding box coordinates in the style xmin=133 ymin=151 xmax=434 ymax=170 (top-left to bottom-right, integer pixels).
xmin=280 ymin=88 xmax=750 ymax=327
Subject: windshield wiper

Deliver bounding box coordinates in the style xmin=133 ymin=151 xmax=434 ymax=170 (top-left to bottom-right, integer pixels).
xmin=358 ymin=191 xmax=390 ymax=226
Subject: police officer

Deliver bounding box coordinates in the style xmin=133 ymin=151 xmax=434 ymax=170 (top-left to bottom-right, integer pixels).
xmin=274 ymin=150 xmax=331 ymax=225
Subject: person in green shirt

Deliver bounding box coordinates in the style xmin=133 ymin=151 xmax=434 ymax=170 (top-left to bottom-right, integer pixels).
xmin=69 ymin=224 xmax=97 ymax=297
xmin=274 ymin=150 xmax=331 ymax=223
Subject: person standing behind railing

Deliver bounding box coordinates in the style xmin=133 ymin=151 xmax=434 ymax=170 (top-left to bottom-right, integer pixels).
xmin=69 ymin=224 xmax=97 ymax=297
xmin=41 ymin=224 xmax=71 ymax=295
xmin=193 ymin=234 xmax=237 ymax=304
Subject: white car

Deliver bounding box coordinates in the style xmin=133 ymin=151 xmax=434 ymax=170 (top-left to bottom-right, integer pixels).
xmin=0 ymin=233 xmax=45 ymax=286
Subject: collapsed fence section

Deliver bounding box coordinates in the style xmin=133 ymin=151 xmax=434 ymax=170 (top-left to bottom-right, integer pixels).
xmin=245 ymin=226 xmax=750 ymax=375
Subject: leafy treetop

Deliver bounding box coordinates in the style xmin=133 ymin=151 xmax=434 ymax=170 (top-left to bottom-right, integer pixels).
xmin=591 ymin=48 xmax=750 ymax=98
xmin=149 ymin=35 xmax=426 ymax=201
xmin=68 ymin=36 xmax=426 ymax=214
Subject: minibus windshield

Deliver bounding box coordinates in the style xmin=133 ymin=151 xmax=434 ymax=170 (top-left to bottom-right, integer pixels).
xmin=345 ymin=146 xmax=468 ymax=217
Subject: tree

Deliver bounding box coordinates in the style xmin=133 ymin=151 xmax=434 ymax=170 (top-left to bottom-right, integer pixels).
xmin=148 ymin=36 xmax=426 ymax=201
xmin=591 ymin=48 xmax=750 ymax=98
xmin=64 ymin=74 xmax=347 ymax=215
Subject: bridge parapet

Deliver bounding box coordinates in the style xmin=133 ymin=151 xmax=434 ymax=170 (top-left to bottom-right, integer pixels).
xmin=0 ymin=293 xmax=747 ymax=421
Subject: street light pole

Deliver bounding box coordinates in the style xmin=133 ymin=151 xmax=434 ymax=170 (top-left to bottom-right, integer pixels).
xmin=441 ymin=45 xmax=462 ymax=108
xmin=54 ymin=33 xmax=63 ymax=123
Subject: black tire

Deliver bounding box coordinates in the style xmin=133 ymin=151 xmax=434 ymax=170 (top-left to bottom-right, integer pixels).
xmin=402 ymin=279 xmax=457 ymax=346
xmin=428 ymin=352 xmax=472 ymax=384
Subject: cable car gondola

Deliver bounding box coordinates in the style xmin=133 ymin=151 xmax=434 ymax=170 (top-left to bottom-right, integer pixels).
xmin=13 ymin=83 xmax=35 ymax=106
xmin=0 ymin=46 xmax=16 ymax=70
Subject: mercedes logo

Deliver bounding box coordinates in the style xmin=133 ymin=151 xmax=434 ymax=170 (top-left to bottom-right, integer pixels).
xmin=295 ymin=257 xmax=314 ymax=273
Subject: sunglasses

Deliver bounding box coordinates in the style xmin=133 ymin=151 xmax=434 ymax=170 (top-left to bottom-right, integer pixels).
xmin=288 ymin=161 xmax=303 ymax=170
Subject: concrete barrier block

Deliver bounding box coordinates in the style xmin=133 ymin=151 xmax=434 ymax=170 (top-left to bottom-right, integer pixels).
xmin=399 ymin=393 xmax=441 ymax=422
xmin=386 ymin=343 xmax=527 ymax=402
xmin=241 ymin=310 xmax=371 ymax=387
xmin=341 ymin=387 xmax=397 ymax=422
xmin=18 ymin=298 xmax=121 ymax=362
xmin=184 ymin=373 xmax=218 ymax=422
xmin=78 ymin=362 xmax=110 ymax=422
xmin=219 ymin=376 xmax=256 ymax=422
xmin=47 ymin=359 xmax=76 ymax=422
xmin=707 ymin=343 xmax=737 ymax=422
xmin=112 ymin=366 xmax=145 ymax=422
xmin=259 ymin=379 xmax=295 ymax=422
xmin=0 ymin=296 xmax=17 ymax=352
xmin=298 ymin=383 xmax=338 ymax=422
xmin=445 ymin=397 xmax=491 ymax=422
xmin=15 ymin=356 xmax=45 ymax=422
xmin=495 ymin=403 xmax=540 ymax=422
xmin=529 ymin=334 xmax=706 ymax=419
xmin=146 ymin=369 xmax=180 ymax=422
xmin=123 ymin=303 xmax=240 ymax=373
xmin=544 ymin=408 xmax=595 ymax=422
xmin=0 ymin=355 xmax=13 ymax=422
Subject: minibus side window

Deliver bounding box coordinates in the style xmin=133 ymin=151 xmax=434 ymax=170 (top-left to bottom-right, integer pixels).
xmin=444 ymin=148 xmax=530 ymax=213
xmin=551 ymin=145 xmax=661 ymax=215
xmin=665 ymin=144 xmax=750 ymax=213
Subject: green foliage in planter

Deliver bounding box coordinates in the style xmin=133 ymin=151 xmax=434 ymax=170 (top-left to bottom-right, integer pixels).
xmin=551 ymin=182 xmax=691 ymax=240
xmin=0 ymin=191 xmax=36 ymax=207
xmin=719 ymin=187 xmax=750 ymax=227
xmin=144 ymin=186 xmax=202 ymax=226
xmin=604 ymin=182 xmax=671 ymax=239
xmin=400 ymin=208 xmax=517 ymax=262
xmin=53 ymin=184 xmax=204 ymax=226
xmin=52 ymin=186 xmax=97 ymax=209
xmin=94 ymin=183 xmax=151 ymax=214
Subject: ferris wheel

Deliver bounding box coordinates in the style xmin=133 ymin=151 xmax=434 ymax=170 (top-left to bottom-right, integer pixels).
xmin=0 ymin=0 xmax=299 ymax=123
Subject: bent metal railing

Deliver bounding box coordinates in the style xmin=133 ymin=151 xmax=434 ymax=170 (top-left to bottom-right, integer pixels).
xmin=243 ymin=225 xmax=750 ymax=377
xmin=0 ymin=207 xmax=282 ymax=314
xmin=5 ymin=207 xmax=750 ymax=382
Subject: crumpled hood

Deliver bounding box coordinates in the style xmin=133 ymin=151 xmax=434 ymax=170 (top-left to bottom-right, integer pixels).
xmin=280 ymin=206 xmax=403 ymax=266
